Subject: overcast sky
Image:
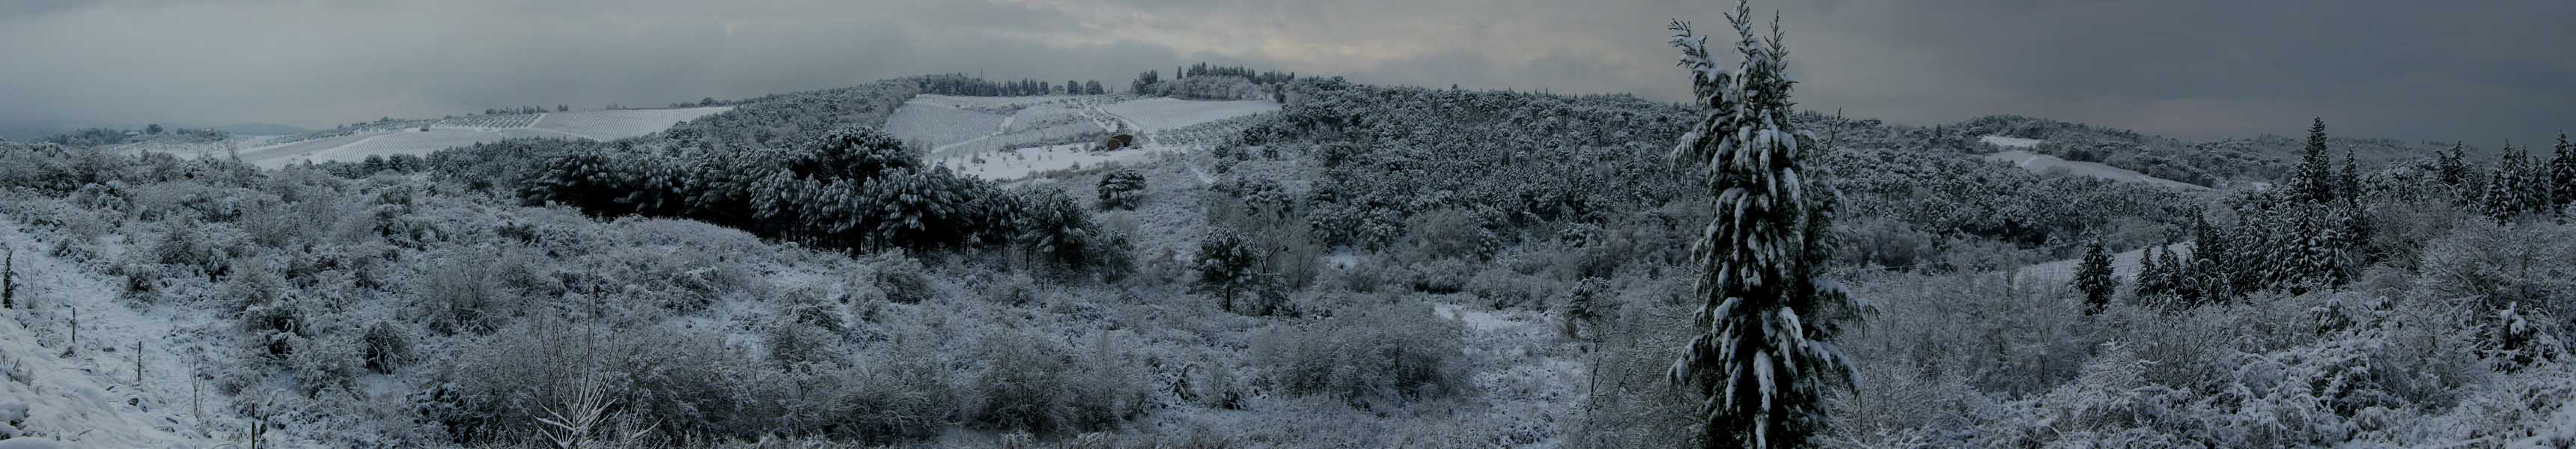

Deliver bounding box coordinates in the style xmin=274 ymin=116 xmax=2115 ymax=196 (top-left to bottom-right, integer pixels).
xmin=4 ymin=0 xmax=2570 ymax=143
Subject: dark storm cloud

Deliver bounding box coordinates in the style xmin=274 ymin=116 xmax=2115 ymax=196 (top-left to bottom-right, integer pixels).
xmin=2 ymin=0 xmax=2568 ymax=143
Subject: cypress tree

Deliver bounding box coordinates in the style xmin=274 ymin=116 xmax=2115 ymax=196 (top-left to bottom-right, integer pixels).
xmin=1665 ymin=4 xmax=1863 ymax=447
xmin=2074 ymin=235 xmax=2116 ymax=314
xmin=2289 ymin=118 xmax=2336 ymax=204
xmin=2134 ymin=244 xmax=2167 ymax=300
xmin=2553 ymin=132 xmax=2576 ymax=209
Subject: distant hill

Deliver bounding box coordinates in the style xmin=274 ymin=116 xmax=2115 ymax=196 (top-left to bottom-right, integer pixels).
xmin=206 ymin=123 xmax=309 ymax=135
xmin=1947 ymin=114 xmax=2504 ymax=189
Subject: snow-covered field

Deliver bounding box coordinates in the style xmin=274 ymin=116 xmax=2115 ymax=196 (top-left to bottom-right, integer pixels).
xmin=885 ymin=102 xmax=1007 ymax=148
xmin=1097 ymin=98 xmax=1279 ymax=132
xmin=893 ymin=94 xmax=1279 ymax=181
xmin=529 ymin=107 xmax=730 ymax=140
xmin=1982 ymin=150 xmax=2209 ymax=190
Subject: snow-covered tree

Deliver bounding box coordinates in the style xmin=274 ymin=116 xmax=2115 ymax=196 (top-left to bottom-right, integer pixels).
xmin=1193 ymin=227 xmax=1267 ymax=314
xmin=2134 ymin=244 xmax=2169 ymax=301
xmin=1097 ymin=169 xmax=1146 ymax=210
xmin=2439 ymin=141 xmax=2471 ymax=189
xmin=1663 ymin=3 xmax=1864 ymax=447
xmin=2075 ymin=234 xmax=2116 ymax=314
xmin=2187 ymin=213 xmax=2228 ymax=305
xmin=2553 ymin=132 xmax=2575 ymax=209
xmin=2286 ymin=118 xmax=2336 ymax=204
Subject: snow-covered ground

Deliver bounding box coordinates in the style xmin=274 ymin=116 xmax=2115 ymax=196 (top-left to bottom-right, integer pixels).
xmin=0 ymin=215 xmax=246 ymax=447
xmin=529 ymin=107 xmax=731 ymax=140
xmin=1982 ymin=150 xmax=2209 ymax=191
xmin=1097 ymin=98 xmax=1279 ymax=132
xmin=885 ymin=102 xmax=1007 ymax=148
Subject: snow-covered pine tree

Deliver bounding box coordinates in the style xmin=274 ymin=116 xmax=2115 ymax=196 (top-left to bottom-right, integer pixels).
xmin=1097 ymin=169 xmax=1147 ymax=210
xmin=2554 ymin=132 xmax=2576 ymax=209
xmin=2483 ymin=150 xmax=2520 ymax=222
xmin=2340 ymin=147 xmax=2363 ymax=205
xmin=2187 ymin=213 xmax=2227 ymax=305
xmin=1192 ymin=227 xmax=1266 ymax=314
xmin=2074 ymin=234 xmax=2116 ymax=314
xmin=2439 ymin=141 xmax=2470 ymax=190
xmin=2134 ymin=244 xmax=2167 ymax=301
xmin=2288 ymin=117 xmax=2336 ymax=204
xmin=2157 ymin=242 xmax=2187 ymax=304
xmin=1664 ymin=4 xmax=1864 ymax=447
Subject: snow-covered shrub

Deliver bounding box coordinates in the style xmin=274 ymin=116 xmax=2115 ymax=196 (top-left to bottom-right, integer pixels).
xmin=764 ymin=320 xmax=838 ymax=368
xmin=440 ymin=321 xmax=755 ymax=442
xmin=1398 ymin=257 xmax=1476 ymax=294
xmin=228 ymin=260 xmax=303 ymax=358
xmin=1402 ymin=208 xmax=1497 ymax=262
xmin=412 ymin=250 xmax=514 ymax=335
xmin=2419 ymin=220 xmax=2575 ymax=318
xmin=839 ymin=335 xmax=955 ymax=442
xmin=1253 ymin=300 xmax=1467 ymax=410
xmin=1467 ymin=263 xmax=1559 ymax=310
xmin=859 ymin=251 xmax=934 ymax=305
xmin=0 ymin=401 xmax=26 ymax=439
xmin=360 ymin=320 xmax=415 ymax=374
xmin=967 ymin=329 xmax=1144 ymax=434
xmin=286 ymin=320 xmax=365 ymax=397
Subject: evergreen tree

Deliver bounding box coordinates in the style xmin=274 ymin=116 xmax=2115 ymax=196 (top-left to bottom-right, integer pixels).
xmin=2554 ymin=132 xmax=2576 ymax=209
xmin=1096 ymin=169 xmax=1147 ymax=210
xmin=2339 ymin=147 xmax=2363 ymax=204
xmin=1664 ymin=5 xmax=1863 ymax=448
xmin=2074 ymin=234 xmax=2116 ymax=314
xmin=2287 ymin=117 xmax=2336 ymax=204
xmin=1 ymin=246 xmax=13 ymax=310
xmin=2156 ymin=243 xmax=2187 ymax=304
xmin=1192 ymin=228 xmax=1266 ymax=313
xmin=2134 ymin=244 xmax=2168 ymax=301
xmin=2438 ymin=141 xmax=2470 ymax=189
xmin=2187 ymin=213 xmax=2227 ymax=305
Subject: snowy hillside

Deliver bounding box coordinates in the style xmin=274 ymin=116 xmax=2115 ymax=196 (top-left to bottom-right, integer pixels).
xmin=889 ymin=94 xmax=1279 ymax=181
xmin=235 ymin=107 xmax=730 ymax=168
xmin=1982 ymin=149 xmax=2211 ymax=191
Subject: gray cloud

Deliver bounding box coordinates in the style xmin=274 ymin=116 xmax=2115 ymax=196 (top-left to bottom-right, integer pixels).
xmin=2 ymin=0 xmax=2569 ymax=144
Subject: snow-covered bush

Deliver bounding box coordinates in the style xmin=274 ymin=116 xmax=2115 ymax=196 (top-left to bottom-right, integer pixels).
xmin=1253 ymin=300 xmax=1467 ymax=410
xmin=412 ymin=250 xmax=515 ymax=335
xmin=360 ymin=320 xmax=415 ymax=374
xmin=967 ymin=329 xmax=1145 ymax=434
xmin=858 ymin=251 xmax=934 ymax=305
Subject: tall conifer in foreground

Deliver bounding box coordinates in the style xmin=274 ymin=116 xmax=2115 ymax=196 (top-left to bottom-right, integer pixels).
xmin=1665 ymin=2 xmax=1863 ymax=447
